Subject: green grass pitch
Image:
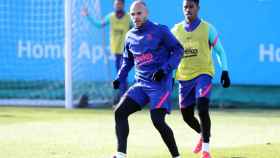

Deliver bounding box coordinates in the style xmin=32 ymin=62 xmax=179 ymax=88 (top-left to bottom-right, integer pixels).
xmin=0 ymin=107 xmax=279 ymax=158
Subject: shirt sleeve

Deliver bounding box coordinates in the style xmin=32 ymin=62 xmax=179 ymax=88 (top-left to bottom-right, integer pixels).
xmin=116 ymin=38 xmax=134 ymax=81
xmin=208 ymin=24 xmax=229 ymax=70
xmin=160 ymin=25 xmax=184 ymax=74
xmin=85 ymin=13 xmax=110 ymax=28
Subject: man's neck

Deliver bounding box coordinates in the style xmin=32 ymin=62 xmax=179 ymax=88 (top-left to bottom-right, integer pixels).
xmin=184 ymin=17 xmax=201 ymax=32
xmin=134 ymin=20 xmax=149 ymax=31
xmin=115 ymin=10 xmax=125 ymax=19
xmin=186 ymin=16 xmax=196 ymax=24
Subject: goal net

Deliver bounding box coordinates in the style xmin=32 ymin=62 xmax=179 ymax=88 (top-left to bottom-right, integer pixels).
xmin=0 ymin=0 xmax=115 ymax=107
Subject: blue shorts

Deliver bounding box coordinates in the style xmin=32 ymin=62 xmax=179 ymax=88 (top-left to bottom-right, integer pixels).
xmin=124 ymin=81 xmax=173 ymax=113
xmin=178 ymin=74 xmax=212 ymax=109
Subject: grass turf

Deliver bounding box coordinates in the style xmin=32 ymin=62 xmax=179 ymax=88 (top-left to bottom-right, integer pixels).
xmin=0 ymin=107 xmax=279 ymax=158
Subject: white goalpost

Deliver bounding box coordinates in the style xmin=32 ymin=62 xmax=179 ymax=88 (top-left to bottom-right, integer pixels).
xmin=64 ymin=0 xmax=73 ymax=109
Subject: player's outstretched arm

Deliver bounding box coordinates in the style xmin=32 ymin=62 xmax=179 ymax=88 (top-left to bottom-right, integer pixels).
xmin=209 ymin=24 xmax=231 ymax=88
xmin=81 ymin=7 xmax=110 ymax=28
xmin=114 ymin=41 xmax=134 ymax=85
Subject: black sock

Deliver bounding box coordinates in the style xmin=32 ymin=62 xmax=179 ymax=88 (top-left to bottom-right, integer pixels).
xmin=197 ymin=97 xmax=211 ymax=143
xmin=150 ymin=109 xmax=180 ymax=157
xmin=181 ymin=104 xmax=201 ymax=134
xmin=115 ymin=97 xmax=141 ymax=153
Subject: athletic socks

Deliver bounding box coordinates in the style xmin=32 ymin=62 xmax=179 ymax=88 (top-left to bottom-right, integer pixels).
xmin=202 ymin=143 xmax=209 ymax=152
xmin=114 ymin=152 xmax=126 ymax=158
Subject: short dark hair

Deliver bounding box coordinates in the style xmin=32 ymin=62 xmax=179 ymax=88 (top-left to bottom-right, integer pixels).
xmin=185 ymin=0 xmax=199 ymax=5
xmin=116 ymin=0 xmax=125 ymax=3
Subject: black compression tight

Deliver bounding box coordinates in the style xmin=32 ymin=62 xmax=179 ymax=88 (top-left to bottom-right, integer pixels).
xmin=114 ymin=97 xmax=141 ymax=153
xmin=181 ymin=97 xmax=211 ymax=143
xmin=150 ymin=109 xmax=180 ymax=157
xmin=114 ymin=97 xmax=180 ymax=157
xmin=180 ymin=104 xmax=201 ymax=134
xmin=197 ymin=97 xmax=211 ymax=143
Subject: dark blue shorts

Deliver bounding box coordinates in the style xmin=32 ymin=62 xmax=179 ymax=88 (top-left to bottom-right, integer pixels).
xmin=123 ymin=82 xmax=173 ymax=113
xmin=178 ymin=74 xmax=212 ymax=108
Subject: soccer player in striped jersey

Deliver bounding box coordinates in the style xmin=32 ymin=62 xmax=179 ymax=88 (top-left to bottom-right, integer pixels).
xmin=81 ymin=0 xmax=132 ymax=102
xmin=112 ymin=1 xmax=184 ymax=158
xmin=172 ymin=0 xmax=231 ymax=158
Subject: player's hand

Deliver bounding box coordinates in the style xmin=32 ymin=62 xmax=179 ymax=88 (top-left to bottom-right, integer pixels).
xmin=112 ymin=79 xmax=120 ymax=89
xmin=152 ymin=69 xmax=165 ymax=82
xmin=220 ymin=71 xmax=230 ymax=88
xmin=172 ymin=78 xmax=175 ymax=88
xmin=81 ymin=8 xmax=89 ymax=17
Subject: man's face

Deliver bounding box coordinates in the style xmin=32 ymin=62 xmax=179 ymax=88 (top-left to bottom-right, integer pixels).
xmin=130 ymin=3 xmax=148 ymax=28
xmin=183 ymin=0 xmax=199 ymax=23
xmin=114 ymin=0 xmax=124 ymax=11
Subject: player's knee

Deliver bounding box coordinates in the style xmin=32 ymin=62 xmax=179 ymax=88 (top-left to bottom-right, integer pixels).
xmin=114 ymin=96 xmax=141 ymax=121
xmin=197 ymin=97 xmax=210 ymax=115
xmin=114 ymin=107 xmax=127 ymax=122
xmin=114 ymin=98 xmax=130 ymax=121
xmin=151 ymin=109 xmax=167 ymax=130
xmin=152 ymin=118 xmax=166 ymax=131
xmin=181 ymin=104 xmax=195 ymax=122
